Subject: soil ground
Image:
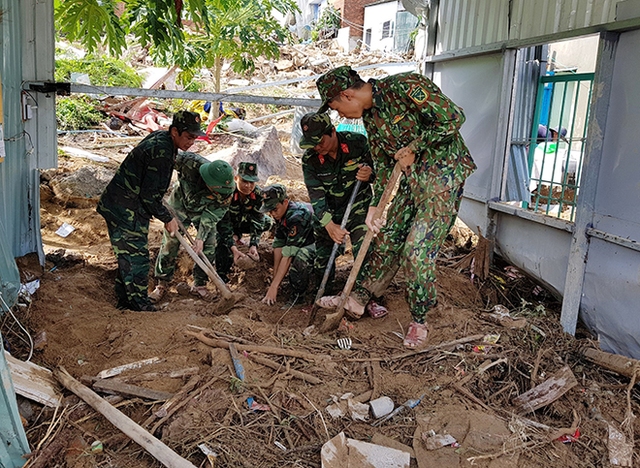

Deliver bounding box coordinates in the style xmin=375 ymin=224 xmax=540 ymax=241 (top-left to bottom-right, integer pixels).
xmin=3 ymin=124 xmax=639 ymax=468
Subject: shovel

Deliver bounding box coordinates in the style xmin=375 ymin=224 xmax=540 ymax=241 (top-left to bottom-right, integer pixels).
xmin=308 ymin=179 xmax=362 ymax=326
xmin=164 ymin=203 xmax=238 ymax=314
xmin=319 ymin=163 xmax=403 ymax=332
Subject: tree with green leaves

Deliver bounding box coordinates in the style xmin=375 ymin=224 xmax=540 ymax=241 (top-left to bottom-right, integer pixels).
xmin=55 ymin=0 xmax=299 ymax=92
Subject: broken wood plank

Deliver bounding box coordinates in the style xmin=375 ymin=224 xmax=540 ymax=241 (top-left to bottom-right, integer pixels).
xmin=54 ymin=367 xmax=197 ymax=468
xmin=512 ymin=365 xmax=578 ymax=413
xmin=581 ymin=347 xmax=640 ymax=380
xmin=141 ymin=375 xmax=201 ymax=429
xmin=246 ymin=353 xmax=322 ymax=384
xmin=92 ymin=379 xmax=174 ymax=401
xmin=5 ymin=351 xmax=62 ymax=407
xmin=186 ymin=330 xmax=328 ymax=362
xmin=97 ymin=357 xmax=162 ymax=379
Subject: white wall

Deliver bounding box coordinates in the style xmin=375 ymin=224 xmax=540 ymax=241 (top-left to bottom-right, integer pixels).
xmin=363 ymin=1 xmax=400 ymax=52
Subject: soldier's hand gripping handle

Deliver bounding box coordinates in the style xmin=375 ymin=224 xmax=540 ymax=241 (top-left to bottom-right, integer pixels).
xmin=165 ymin=218 xmax=179 ymax=237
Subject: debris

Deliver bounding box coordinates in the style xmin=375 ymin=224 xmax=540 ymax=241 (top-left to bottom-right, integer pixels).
xmin=197 ymin=443 xmax=218 ymax=467
xmin=55 ymin=222 xmax=75 ymax=238
xmin=370 ymin=433 xmax=415 ymax=458
xmin=59 ymin=145 xmax=110 ymax=163
xmin=337 ymin=337 xmax=352 ymax=350
xmin=5 ymin=351 xmax=63 ymax=407
xmin=422 ymin=433 xmax=457 ymax=450
xmin=97 ymin=357 xmax=162 ymax=379
xmin=91 ymin=378 xmax=174 ymax=401
xmin=246 ymin=397 xmax=270 ymax=411
xmin=608 ymin=423 xmax=633 ymax=466
xmin=228 ymin=343 xmax=245 ymax=381
xmin=90 ymin=440 xmax=103 ymax=453
xmin=326 ymin=393 xmax=370 ymax=421
xmin=372 ymin=394 xmax=424 ymax=427
xmin=512 ymin=365 xmax=578 ymax=413
xmin=245 ymin=353 xmax=322 ymax=384
xmin=555 ymin=428 xmax=580 ymax=443
xmin=484 ymin=304 xmax=527 ymax=329
xmin=54 ymin=367 xmax=198 ymax=468
xmin=369 ymin=396 xmax=395 ymax=419
xmin=321 ymin=432 xmax=410 ymax=468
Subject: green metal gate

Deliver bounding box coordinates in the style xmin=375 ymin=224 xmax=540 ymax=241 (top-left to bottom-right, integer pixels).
xmin=527 ymin=72 xmax=594 ymax=221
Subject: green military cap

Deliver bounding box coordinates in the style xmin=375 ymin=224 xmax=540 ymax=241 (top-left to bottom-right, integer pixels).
xmin=172 ymin=110 xmax=206 ymax=136
xmin=299 ymin=113 xmax=333 ymax=149
xmin=199 ymin=160 xmax=235 ymax=194
xmin=260 ymin=184 xmax=287 ymax=213
xmin=316 ymin=66 xmax=361 ymax=113
xmin=237 ymin=162 xmax=259 ymax=182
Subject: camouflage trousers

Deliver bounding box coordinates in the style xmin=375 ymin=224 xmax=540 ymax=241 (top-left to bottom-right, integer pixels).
xmin=353 ymin=176 xmax=465 ymax=323
xmin=286 ymin=244 xmax=316 ymax=296
xmin=154 ymin=205 xmax=220 ymax=287
xmin=313 ymin=197 xmax=369 ymax=290
xmin=97 ymin=201 xmax=153 ymax=311
xmin=216 ymin=214 xmax=274 ymax=279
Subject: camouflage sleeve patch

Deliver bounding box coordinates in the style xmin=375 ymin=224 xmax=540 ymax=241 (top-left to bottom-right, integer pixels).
xmin=408 ymin=85 xmax=428 ymax=104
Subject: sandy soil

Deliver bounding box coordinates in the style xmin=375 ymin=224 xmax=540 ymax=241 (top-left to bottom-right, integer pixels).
xmin=3 ymin=126 xmax=638 ymax=468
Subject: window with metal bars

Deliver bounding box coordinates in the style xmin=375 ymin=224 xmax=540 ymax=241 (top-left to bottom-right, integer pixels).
xmin=526 ymin=72 xmax=594 ymax=221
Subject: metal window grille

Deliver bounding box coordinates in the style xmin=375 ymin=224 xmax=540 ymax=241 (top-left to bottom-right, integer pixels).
xmin=526 ymin=72 xmax=594 ymax=221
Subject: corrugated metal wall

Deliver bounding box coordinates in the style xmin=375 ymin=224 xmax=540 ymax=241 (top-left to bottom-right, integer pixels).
xmin=0 ymin=0 xmax=55 ymax=263
xmin=437 ymin=0 xmax=619 ymax=53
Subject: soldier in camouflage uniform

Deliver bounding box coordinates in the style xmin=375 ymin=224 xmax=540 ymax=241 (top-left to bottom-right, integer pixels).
xmin=149 ymin=154 xmax=235 ymax=302
xmin=97 ymin=111 xmax=205 ymax=312
xmin=316 ymin=66 xmax=476 ymax=347
xmin=215 ymin=162 xmax=273 ymax=281
xmin=259 ymin=184 xmax=316 ymax=306
xmin=299 ymin=113 xmax=382 ymax=312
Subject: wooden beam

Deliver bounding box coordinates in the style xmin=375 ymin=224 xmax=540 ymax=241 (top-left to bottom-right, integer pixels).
xmin=512 ymin=366 xmax=577 ymax=413
xmin=92 ymin=379 xmax=174 ymax=401
xmin=5 ymin=351 xmax=62 ymax=407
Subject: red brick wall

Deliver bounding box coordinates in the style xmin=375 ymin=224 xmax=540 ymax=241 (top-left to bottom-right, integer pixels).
xmin=330 ymin=0 xmax=379 ymax=38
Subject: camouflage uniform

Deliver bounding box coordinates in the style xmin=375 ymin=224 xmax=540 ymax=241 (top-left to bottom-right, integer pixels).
xmin=154 ymin=152 xmax=232 ymax=287
xmin=216 ymin=185 xmax=273 ymax=278
xmin=317 ymin=68 xmax=476 ymax=323
xmin=272 ymin=201 xmax=316 ymax=295
xmin=97 ymin=130 xmax=177 ymax=311
xmin=302 ymin=128 xmax=373 ymax=287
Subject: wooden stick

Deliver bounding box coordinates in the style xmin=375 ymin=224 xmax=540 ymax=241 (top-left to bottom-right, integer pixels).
xmin=54 ymin=367 xmax=197 ymax=468
xmin=97 ymin=357 xmax=161 ymax=379
xmin=246 ymin=354 xmax=322 ymax=384
xmin=142 ymin=375 xmax=201 ymax=428
xmin=91 ymin=379 xmax=174 ymax=401
xmin=319 ymin=163 xmax=403 ymax=333
xmin=347 ymin=334 xmax=484 ymax=362
xmin=581 ymin=347 xmax=640 ymax=380
xmin=186 ymin=330 xmax=329 ymax=362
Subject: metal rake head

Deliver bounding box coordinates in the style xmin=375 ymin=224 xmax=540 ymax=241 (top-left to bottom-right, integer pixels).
xmin=337 ymin=337 xmax=352 ymax=350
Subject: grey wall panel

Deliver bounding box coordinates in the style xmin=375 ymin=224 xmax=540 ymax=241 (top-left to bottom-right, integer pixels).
xmin=458 ymin=198 xmax=488 ymax=236
xmin=433 ymin=54 xmax=504 ymax=202
xmin=581 ymin=239 xmax=640 ymax=358
xmin=594 ymin=28 xmax=640 ymax=225
xmin=22 ymin=0 xmax=57 ymax=170
xmin=494 ymin=214 xmax=572 ymax=295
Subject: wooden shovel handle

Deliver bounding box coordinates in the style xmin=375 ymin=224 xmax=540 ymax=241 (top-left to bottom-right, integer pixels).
xmin=336 ymin=163 xmax=403 ymax=313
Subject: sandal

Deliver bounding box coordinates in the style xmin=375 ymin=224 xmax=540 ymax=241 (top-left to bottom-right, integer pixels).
xmin=191 ymin=285 xmax=218 ymax=302
xmin=366 ymin=301 xmax=388 ymax=319
xmin=403 ymin=322 xmax=428 ymax=348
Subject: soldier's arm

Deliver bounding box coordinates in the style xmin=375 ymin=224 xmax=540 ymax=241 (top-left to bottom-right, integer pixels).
xmin=302 ymin=158 xmax=333 ymax=227
xmin=139 ymin=143 xmax=174 ymax=223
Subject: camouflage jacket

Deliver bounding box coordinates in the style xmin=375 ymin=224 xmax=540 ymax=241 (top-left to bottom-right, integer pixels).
xmin=218 ymin=187 xmax=265 ymax=248
xmin=302 ymin=131 xmax=373 ymax=227
xmin=273 ymin=201 xmax=315 ymax=257
xmin=363 ymin=73 xmax=476 ymax=205
xmin=171 ymin=152 xmax=232 ymax=242
xmin=99 ymin=130 xmax=176 ymax=223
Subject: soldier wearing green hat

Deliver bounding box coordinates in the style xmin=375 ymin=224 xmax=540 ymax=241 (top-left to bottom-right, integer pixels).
xmin=300 ymin=113 xmax=382 ymax=310
xmin=215 ymin=162 xmax=274 ymax=279
xmin=315 ymin=66 xmax=476 ymax=348
xmin=149 ymin=153 xmax=235 ymax=303
xmin=98 ymin=110 xmax=205 ymax=312
xmin=259 ymin=184 xmax=316 ymax=306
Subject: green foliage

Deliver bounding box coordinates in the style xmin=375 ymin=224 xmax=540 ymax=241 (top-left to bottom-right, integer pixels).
xmin=54 ymin=0 xmax=299 ymax=82
xmin=56 ymin=96 xmax=105 ymax=130
xmin=55 ymin=56 xmax=142 ymax=87
xmin=313 ymin=5 xmax=341 ymax=38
